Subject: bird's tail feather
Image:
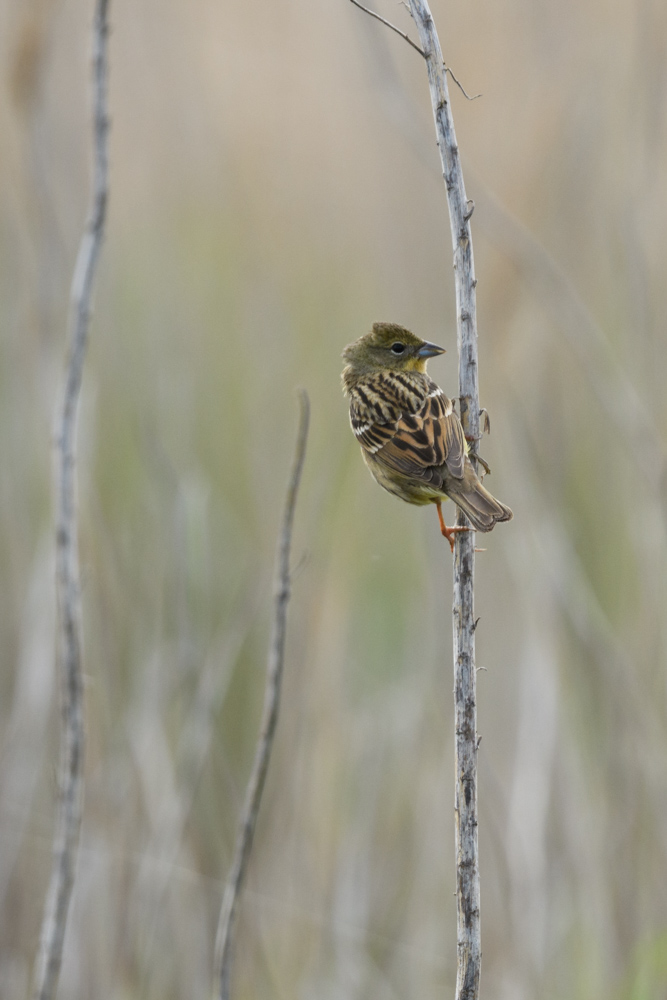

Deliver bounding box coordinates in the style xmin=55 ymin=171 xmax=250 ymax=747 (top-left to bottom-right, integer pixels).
xmin=451 ymin=482 xmax=513 ymax=533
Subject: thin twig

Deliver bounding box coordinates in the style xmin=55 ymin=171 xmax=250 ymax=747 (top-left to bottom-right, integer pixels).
xmin=31 ymin=3 xmax=110 ymax=999
xmin=405 ymin=0 xmax=482 ymax=996
xmin=348 ymin=0 xmax=425 ymax=59
xmin=214 ymin=390 xmax=310 ymax=1000
xmin=445 ymin=65 xmax=482 ymax=101
xmin=347 ymin=0 xmax=482 ymax=103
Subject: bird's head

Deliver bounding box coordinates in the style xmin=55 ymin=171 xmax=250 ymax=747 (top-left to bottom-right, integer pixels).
xmin=342 ymin=322 xmax=446 ymax=383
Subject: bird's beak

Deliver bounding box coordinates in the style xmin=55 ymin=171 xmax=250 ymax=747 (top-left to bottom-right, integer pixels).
xmin=417 ymin=341 xmax=446 ymax=358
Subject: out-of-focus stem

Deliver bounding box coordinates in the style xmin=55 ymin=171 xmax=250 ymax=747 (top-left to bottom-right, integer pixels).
xmin=32 ymin=2 xmax=110 ymax=998
xmin=214 ymin=390 xmax=310 ymax=1000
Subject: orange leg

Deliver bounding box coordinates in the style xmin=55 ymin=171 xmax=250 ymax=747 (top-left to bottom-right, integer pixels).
xmin=436 ymin=500 xmax=471 ymax=553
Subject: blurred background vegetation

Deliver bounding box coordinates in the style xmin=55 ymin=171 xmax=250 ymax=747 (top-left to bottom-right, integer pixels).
xmin=1 ymin=0 xmax=667 ymax=997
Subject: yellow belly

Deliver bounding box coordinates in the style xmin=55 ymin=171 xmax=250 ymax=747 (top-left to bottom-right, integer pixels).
xmin=362 ymin=448 xmax=446 ymax=506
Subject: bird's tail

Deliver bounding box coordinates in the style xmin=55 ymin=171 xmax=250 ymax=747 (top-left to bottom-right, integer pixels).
xmin=450 ymin=481 xmax=513 ymax=533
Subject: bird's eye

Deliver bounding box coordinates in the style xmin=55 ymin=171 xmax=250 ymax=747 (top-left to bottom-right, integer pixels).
xmin=391 ymin=343 xmax=406 ymax=355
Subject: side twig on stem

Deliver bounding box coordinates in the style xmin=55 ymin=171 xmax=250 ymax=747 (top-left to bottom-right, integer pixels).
xmin=444 ymin=64 xmax=482 ymax=101
xmin=348 ymin=0 xmax=425 ymax=58
xmin=32 ymin=3 xmax=110 ymax=1000
xmin=347 ymin=0 xmax=481 ymax=102
xmin=213 ymin=390 xmax=310 ymax=1000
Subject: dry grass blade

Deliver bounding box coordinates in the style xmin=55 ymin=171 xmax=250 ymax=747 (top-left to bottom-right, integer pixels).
xmin=214 ymin=389 xmax=310 ymax=1000
xmin=31 ymin=2 xmax=110 ymax=998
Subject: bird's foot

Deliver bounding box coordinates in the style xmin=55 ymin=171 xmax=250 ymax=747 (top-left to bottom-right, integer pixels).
xmin=442 ymin=524 xmax=472 ymax=553
xmin=468 ymin=450 xmax=491 ymax=478
xmin=454 ymin=403 xmax=490 ymax=436
xmin=436 ymin=502 xmax=471 ymax=553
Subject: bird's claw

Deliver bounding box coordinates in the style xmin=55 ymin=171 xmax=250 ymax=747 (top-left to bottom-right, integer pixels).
xmin=436 ymin=501 xmax=471 ymax=552
xmin=441 ymin=524 xmax=471 ymax=553
xmin=468 ymin=450 xmax=491 ymax=479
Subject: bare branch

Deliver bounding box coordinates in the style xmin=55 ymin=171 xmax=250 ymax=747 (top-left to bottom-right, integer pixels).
xmin=348 ymin=0 xmax=426 ymax=59
xmin=214 ymin=390 xmax=310 ymax=1000
xmin=406 ymin=0 xmax=482 ymax=996
xmin=31 ymin=2 xmax=110 ymax=999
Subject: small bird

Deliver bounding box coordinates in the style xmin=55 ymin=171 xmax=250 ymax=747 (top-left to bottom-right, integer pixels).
xmin=341 ymin=322 xmax=513 ymax=550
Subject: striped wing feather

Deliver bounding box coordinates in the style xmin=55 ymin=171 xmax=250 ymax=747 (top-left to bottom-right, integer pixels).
xmin=350 ymin=374 xmax=467 ymax=484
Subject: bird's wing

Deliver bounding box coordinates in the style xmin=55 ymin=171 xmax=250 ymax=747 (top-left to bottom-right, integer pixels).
xmin=381 ymin=387 xmax=468 ymax=482
xmin=350 ymin=375 xmax=467 ymax=482
xmin=349 ymin=372 xmax=421 ymax=453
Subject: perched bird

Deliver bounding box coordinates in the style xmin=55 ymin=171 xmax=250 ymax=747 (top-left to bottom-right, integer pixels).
xmin=341 ymin=322 xmax=512 ymax=550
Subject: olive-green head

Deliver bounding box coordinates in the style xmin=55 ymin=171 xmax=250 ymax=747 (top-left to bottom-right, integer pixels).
xmin=342 ymin=322 xmax=445 ymax=383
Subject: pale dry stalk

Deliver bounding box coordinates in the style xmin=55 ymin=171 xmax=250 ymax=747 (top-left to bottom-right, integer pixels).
xmin=346 ymin=0 xmax=483 ymax=990
xmin=406 ymin=1 xmax=482 ymax=995
xmin=32 ymin=2 xmax=110 ymax=998
xmin=214 ymin=391 xmax=310 ymax=1000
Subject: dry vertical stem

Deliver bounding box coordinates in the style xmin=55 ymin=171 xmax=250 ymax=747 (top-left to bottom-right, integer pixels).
xmin=214 ymin=390 xmax=310 ymax=1000
xmin=405 ymin=1 xmax=482 ymax=996
xmin=346 ymin=0 xmax=483 ymax=990
xmin=32 ymin=2 xmax=110 ymax=998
